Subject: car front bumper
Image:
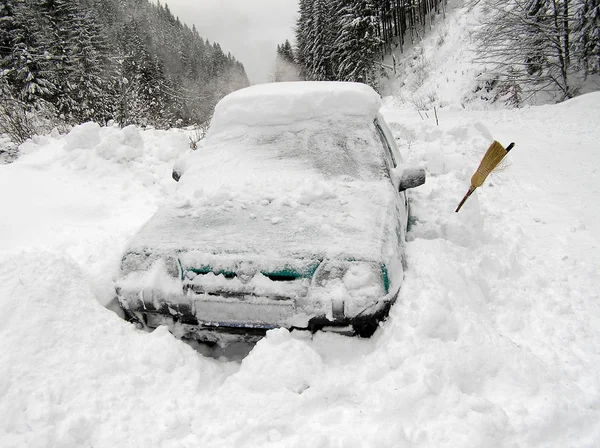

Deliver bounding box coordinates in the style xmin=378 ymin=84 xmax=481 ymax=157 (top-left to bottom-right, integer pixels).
xmin=117 ymin=284 xmax=399 ymax=345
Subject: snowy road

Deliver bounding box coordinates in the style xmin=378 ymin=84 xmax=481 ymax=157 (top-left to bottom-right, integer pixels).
xmin=1 ymin=96 xmax=599 ymax=447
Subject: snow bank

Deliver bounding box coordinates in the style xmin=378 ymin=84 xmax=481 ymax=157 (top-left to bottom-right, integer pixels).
xmin=379 ymin=95 xmax=600 ymax=446
xmin=208 ymin=81 xmax=382 ymax=134
xmin=0 ymin=123 xmax=188 ymax=305
xmin=1 ymin=93 xmax=599 ymax=447
xmin=0 ymin=252 xmax=231 ymax=448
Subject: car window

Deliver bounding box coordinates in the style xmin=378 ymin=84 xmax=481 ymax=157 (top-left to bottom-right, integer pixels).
xmin=375 ymin=114 xmax=404 ymax=165
xmin=374 ymin=119 xmax=397 ymax=169
xmin=210 ymin=120 xmax=390 ymax=181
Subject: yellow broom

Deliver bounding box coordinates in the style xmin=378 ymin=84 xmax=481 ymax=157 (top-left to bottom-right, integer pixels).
xmin=455 ymin=141 xmax=515 ymax=213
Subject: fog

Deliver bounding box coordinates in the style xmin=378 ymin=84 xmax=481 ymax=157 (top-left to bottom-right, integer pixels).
xmin=163 ymin=0 xmax=299 ymax=84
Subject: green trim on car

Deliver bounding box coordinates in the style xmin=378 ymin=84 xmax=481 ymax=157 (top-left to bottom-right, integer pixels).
xmin=380 ymin=263 xmax=390 ymax=294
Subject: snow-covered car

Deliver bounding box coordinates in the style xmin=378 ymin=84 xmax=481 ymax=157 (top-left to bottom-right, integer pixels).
xmin=116 ymin=82 xmax=425 ymax=344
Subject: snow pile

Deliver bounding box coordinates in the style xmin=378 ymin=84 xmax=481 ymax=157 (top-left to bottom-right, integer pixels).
xmin=376 ymin=93 xmax=600 ymax=446
xmin=0 ymin=123 xmax=188 ymax=305
xmin=1 ymin=92 xmax=599 ymax=447
xmin=0 ymin=252 xmax=232 ymax=447
xmin=227 ymin=329 xmax=324 ymax=394
xmin=209 ymin=81 xmax=382 ymax=134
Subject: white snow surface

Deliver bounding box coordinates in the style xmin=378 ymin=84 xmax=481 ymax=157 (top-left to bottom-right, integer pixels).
xmin=1 ymin=91 xmax=600 ymax=447
xmin=131 ymin=116 xmax=400 ymax=262
xmin=0 ymin=124 xmax=189 ymax=305
xmin=208 ymin=82 xmax=382 ymax=134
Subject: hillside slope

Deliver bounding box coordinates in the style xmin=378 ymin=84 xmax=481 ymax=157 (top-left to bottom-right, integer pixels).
xmin=383 ymin=0 xmax=600 ymax=108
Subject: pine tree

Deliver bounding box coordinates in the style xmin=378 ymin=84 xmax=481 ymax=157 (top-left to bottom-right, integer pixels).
xmin=0 ymin=0 xmax=16 ymax=53
xmin=574 ymin=0 xmax=600 ymax=74
xmin=332 ymin=0 xmax=382 ymax=87
xmin=116 ymin=19 xmax=154 ymax=126
xmin=38 ymin=0 xmax=83 ymax=119
xmin=281 ymin=40 xmax=295 ymax=62
xmin=306 ymin=0 xmax=334 ymax=80
xmin=274 ymin=40 xmax=300 ymax=81
xmin=67 ymin=10 xmax=111 ymax=122
xmin=295 ymin=0 xmax=314 ymax=80
xmin=0 ymin=0 xmax=53 ymax=104
xmin=1 ymin=0 xmax=250 ymax=129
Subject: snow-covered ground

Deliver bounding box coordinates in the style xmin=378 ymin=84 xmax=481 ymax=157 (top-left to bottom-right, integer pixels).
xmin=0 ymin=123 xmax=189 ymax=307
xmin=2 ymin=0 xmax=600 ymax=443
xmin=1 ymin=90 xmax=599 ymax=446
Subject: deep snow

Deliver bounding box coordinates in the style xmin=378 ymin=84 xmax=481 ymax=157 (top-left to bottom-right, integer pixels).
xmin=1 ymin=89 xmax=599 ymax=446
xmin=0 ymin=124 xmax=189 ymax=307
xmin=209 ymin=81 xmax=382 ymax=131
xmin=1 ymin=3 xmax=600 ymax=443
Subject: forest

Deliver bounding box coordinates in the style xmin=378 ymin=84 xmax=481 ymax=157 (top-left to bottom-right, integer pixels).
xmin=293 ymin=0 xmax=600 ymax=101
xmin=294 ymin=0 xmax=450 ymax=88
xmin=2 ymin=0 xmax=599 ymax=147
xmin=0 ymin=0 xmax=249 ymax=142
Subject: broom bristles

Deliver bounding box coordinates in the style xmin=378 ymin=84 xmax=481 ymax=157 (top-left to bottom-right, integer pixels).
xmin=455 ymin=140 xmax=515 ymax=213
xmin=471 ymin=141 xmax=508 ymax=188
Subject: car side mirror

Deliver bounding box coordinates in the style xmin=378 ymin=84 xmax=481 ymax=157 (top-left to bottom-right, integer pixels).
xmin=398 ymin=167 xmax=426 ymax=192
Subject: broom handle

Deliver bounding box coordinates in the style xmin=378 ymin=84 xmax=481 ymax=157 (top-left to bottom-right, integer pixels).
xmin=455 ymin=186 xmax=476 ymax=213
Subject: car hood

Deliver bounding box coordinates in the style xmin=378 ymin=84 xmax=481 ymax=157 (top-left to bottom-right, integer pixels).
xmin=125 ymin=179 xmax=400 ymax=267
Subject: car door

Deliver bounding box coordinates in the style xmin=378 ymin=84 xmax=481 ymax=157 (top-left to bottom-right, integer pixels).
xmin=373 ymin=117 xmax=410 ymax=244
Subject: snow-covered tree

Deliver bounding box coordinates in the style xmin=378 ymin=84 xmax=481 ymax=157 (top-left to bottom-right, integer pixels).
xmin=294 ymin=0 xmax=448 ymax=87
xmin=574 ymin=0 xmax=600 ymax=74
xmin=38 ymin=0 xmax=81 ymax=119
xmin=306 ymin=0 xmax=334 ymax=80
xmin=273 ymin=40 xmax=300 ymax=82
xmin=0 ymin=0 xmax=53 ymax=104
xmin=65 ymin=10 xmax=111 ymax=122
xmin=279 ymin=40 xmax=295 ymax=63
xmin=295 ymin=0 xmax=314 ymax=80
xmin=0 ymin=0 xmax=249 ymax=129
xmin=332 ymin=0 xmax=382 ymax=87
xmin=476 ymin=0 xmax=577 ymax=100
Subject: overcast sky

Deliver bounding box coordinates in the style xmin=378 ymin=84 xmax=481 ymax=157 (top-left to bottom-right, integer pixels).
xmin=163 ymin=0 xmax=299 ymax=84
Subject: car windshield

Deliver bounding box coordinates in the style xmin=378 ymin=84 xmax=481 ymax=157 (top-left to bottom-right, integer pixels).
xmin=212 ymin=120 xmax=390 ymax=182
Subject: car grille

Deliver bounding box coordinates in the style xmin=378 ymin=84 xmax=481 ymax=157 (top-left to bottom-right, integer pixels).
xmin=179 ymin=259 xmax=320 ymax=300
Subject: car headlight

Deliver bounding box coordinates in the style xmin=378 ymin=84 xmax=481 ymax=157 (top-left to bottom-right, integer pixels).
xmin=120 ymin=251 xmax=152 ymax=276
xmin=314 ymin=260 xmax=387 ymax=293
xmin=312 ymin=260 xmax=389 ymax=320
xmin=120 ymin=252 xmax=180 ymax=279
xmin=342 ymin=262 xmax=387 ymax=297
xmin=313 ymin=260 xmax=348 ymax=288
xmin=163 ymin=256 xmax=181 ymax=279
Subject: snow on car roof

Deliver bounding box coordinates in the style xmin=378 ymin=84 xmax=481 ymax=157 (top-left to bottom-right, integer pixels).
xmin=208 ymin=82 xmax=382 ymax=134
